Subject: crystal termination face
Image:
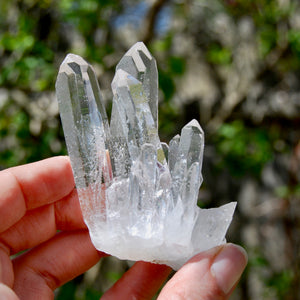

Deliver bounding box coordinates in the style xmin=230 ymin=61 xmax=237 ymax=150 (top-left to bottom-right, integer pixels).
xmin=56 ymin=42 xmax=236 ymax=270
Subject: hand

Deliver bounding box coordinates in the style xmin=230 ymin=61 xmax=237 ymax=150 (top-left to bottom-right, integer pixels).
xmin=0 ymin=157 xmax=247 ymax=300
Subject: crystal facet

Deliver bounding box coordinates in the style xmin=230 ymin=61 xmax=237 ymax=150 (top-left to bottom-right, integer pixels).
xmin=56 ymin=43 xmax=236 ymax=270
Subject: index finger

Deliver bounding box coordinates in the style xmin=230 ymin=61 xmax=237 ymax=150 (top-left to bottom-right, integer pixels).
xmin=0 ymin=156 xmax=75 ymax=233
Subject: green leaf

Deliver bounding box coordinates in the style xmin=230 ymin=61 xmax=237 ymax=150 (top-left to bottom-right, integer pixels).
xmin=207 ymin=44 xmax=232 ymax=65
xmin=215 ymin=120 xmax=273 ymax=177
xmin=168 ymin=56 xmax=186 ymax=75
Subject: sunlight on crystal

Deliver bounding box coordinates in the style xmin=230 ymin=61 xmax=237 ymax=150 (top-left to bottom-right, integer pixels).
xmin=56 ymin=42 xmax=236 ymax=270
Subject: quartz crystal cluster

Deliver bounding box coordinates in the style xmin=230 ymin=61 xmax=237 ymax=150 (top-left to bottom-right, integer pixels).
xmin=56 ymin=42 xmax=236 ymax=270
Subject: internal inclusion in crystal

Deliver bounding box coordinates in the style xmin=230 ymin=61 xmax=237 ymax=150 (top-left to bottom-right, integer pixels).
xmin=56 ymin=42 xmax=236 ymax=270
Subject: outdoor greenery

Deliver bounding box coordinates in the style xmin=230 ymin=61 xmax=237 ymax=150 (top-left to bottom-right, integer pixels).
xmin=0 ymin=0 xmax=299 ymax=299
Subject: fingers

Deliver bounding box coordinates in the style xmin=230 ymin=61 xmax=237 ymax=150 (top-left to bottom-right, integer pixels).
xmin=102 ymin=261 xmax=171 ymax=300
xmin=10 ymin=156 xmax=75 ymax=210
xmin=0 ymin=283 xmax=19 ymax=300
xmin=0 ymin=156 xmax=75 ymax=233
xmin=0 ymin=244 xmax=14 ymax=287
xmin=158 ymin=244 xmax=247 ymax=300
xmin=210 ymin=244 xmax=247 ymax=295
xmin=12 ymin=230 xmax=106 ymax=300
xmin=54 ymin=189 xmax=85 ymax=231
xmin=0 ymin=189 xmax=85 ymax=255
xmin=0 ymin=171 xmax=26 ymax=233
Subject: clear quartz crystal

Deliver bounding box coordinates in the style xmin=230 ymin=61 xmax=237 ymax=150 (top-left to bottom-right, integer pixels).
xmin=56 ymin=43 xmax=236 ymax=270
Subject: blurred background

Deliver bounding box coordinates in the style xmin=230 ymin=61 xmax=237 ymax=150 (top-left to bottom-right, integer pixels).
xmin=0 ymin=0 xmax=299 ymax=299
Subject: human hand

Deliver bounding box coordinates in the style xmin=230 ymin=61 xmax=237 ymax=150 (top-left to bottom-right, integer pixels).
xmin=0 ymin=157 xmax=247 ymax=299
xmin=0 ymin=156 xmax=106 ymax=299
xmin=102 ymin=244 xmax=247 ymax=300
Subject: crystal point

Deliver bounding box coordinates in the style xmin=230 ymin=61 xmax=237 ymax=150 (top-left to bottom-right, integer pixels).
xmin=56 ymin=43 xmax=236 ymax=270
xmin=116 ymin=42 xmax=158 ymax=128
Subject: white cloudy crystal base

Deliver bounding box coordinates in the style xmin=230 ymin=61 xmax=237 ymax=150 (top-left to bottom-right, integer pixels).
xmin=83 ymin=187 xmax=236 ymax=270
xmin=56 ymin=42 xmax=236 ymax=270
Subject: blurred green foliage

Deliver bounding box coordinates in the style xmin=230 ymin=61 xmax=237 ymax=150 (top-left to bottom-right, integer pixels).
xmin=55 ymin=280 xmax=103 ymax=300
xmin=207 ymin=44 xmax=232 ymax=65
xmin=215 ymin=120 xmax=273 ymax=177
xmin=266 ymin=270 xmax=294 ymax=300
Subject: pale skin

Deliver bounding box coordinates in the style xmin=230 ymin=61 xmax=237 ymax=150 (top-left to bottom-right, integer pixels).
xmin=0 ymin=156 xmax=247 ymax=300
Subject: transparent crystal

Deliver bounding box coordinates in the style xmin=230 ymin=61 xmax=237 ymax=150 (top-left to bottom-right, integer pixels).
xmin=56 ymin=43 xmax=236 ymax=270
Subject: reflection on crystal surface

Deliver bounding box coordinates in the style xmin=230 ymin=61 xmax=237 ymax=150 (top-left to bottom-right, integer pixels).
xmin=56 ymin=42 xmax=236 ymax=270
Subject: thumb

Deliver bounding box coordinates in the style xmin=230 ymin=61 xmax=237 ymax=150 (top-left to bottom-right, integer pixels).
xmin=0 ymin=283 xmax=19 ymax=300
xmin=158 ymin=243 xmax=247 ymax=300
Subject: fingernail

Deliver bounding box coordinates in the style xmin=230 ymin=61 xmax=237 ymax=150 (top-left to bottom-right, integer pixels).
xmin=210 ymin=244 xmax=248 ymax=294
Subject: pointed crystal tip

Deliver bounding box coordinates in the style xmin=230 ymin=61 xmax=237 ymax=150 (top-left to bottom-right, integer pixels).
xmin=185 ymin=119 xmax=203 ymax=130
xmin=124 ymin=41 xmax=152 ymax=60
xmin=58 ymin=53 xmax=90 ymax=75
xmin=117 ymin=42 xmax=153 ymax=74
